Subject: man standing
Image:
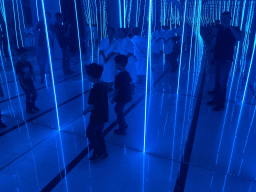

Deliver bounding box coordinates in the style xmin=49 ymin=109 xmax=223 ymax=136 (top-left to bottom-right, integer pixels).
xmin=54 ymin=13 xmax=74 ymax=75
xmin=207 ymin=12 xmax=242 ymax=111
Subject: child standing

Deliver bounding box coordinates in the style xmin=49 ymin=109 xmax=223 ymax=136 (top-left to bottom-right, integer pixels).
xmin=111 ymin=55 xmax=132 ymax=135
xmin=83 ymin=63 xmax=109 ymax=161
xmin=15 ymin=47 xmax=39 ymax=114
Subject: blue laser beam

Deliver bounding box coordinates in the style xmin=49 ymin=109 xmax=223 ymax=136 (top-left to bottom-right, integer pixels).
xmin=118 ymin=0 xmax=122 ymax=28
xmin=11 ymin=0 xmax=20 ymax=49
xmin=18 ymin=0 xmax=25 ymax=29
xmin=143 ymin=0 xmax=153 ymax=153
xmin=14 ymin=0 xmax=24 ymax=47
xmin=35 ymin=0 xmax=40 ymax=21
xmin=73 ymin=0 xmax=85 ymax=110
xmin=40 ymin=0 xmax=60 ymax=130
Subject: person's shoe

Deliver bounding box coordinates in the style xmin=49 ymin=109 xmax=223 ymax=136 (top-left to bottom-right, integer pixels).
xmin=114 ymin=129 xmax=126 ymax=135
xmin=32 ymin=106 xmax=40 ymax=112
xmin=213 ymin=104 xmax=225 ymax=111
xmin=89 ymin=150 xmax=104 ymax=161
xmin=206 ymin=100 xmax=219 ymax=105
xmin=0 ymin=121 xmax=7 ymax=129
xmin=101 ymin=152 xmax=108 ymax=158
xmin=207 ymin=90 xmax=216 ymax=95
xmin=26 ymin=109 xmax=36 ymax=114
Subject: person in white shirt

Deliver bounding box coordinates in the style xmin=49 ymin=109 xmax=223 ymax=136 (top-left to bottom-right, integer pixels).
xmin=117 ymin=28 xmax=137 ymax=84
xmin=99 ymin=27 xmax=118 ymax=91
xmin=151 ymin=25 xmax=164 ymax=59
xmin=131 ymin=27 xmax=147 ymax=84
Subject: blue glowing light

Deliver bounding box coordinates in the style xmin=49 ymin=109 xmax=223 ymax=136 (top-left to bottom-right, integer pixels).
xmin=118 ymin=0 xmax=122 ymax=28
xmin=143 ymin=0 xmax=153 ymax=153
xmin=40 ymin=0 xmax=60 ymax=130
xmin=74 ymin=0 xmax=85 ymax=110
xmin=14 ymin=0 xmax=24 ymax=47
xmin=11 ymin=0 xmax=20 ymax=49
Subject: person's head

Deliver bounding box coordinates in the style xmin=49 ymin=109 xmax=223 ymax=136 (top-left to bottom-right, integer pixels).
xmin=118 ymin=28 xmax=128 ymax=39
xmin=84 ymin=63 xmax=103 ymax=82
xmin=221 ymin=12 xmax=231 ymax=26
xmin=46 ymin=11 xmax=51 ymax=21
xmin=55 ymin=12 xmax=63 ymax=23
xmin=17 ymin=47 xmax=29 ymax=60
xmin=107 ymin=27 xmax=115 ymax=37
xmin=133 ymin=27 xmax=140 ymax=36
xmin=114 ymin=55 xmax=128 ymax=70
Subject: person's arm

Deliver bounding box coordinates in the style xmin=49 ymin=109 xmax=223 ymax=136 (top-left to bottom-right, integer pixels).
xmin=17 ymin=73 xmax=28 ymax=90
xmin=31 ymin=69 xmax=36 ymax=81
xmin=83 ymin=104 xmax=94 ymax=115
xmin=111 ymin=89 xmax=119 ymax=104
xmin=229 ymin=26 xmax=242 ymax=41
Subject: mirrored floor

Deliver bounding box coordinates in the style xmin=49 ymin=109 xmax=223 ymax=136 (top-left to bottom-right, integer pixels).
xmin=0 ymin=51 xmax=255 ymax=192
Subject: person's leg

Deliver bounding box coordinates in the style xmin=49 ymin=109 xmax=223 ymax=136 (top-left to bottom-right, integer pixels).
xmin=95 ymin=123 xmax=107 ymax=154
xmin=23 ymin=87 xmax=32 ymax=112
xmin=39 ymin=46 xmax=47 ymax=83
xmin=86 ymin=122 xmax=105 ymax=160
xmin=114 ymin=102 xmax=126 ymax=134
xmin=0 ymin=109 xmax=6 ymax=128
xmin=62 ymin=47 xmax=69 ymax=74
xmin=215 ymin=60 xmax=232 ymax=108
xmin=28 ymin=82 xmax=39 ymax=111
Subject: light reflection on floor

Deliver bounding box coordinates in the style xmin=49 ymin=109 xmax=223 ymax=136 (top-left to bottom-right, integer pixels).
xmin=0 ymin=52 xmax=255 ymax=192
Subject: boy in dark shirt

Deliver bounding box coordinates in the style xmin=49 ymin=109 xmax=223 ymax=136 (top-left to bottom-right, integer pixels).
xmin=15 ymin=47 xmax=39 ymax=114
xmin=111 ymin=55 xmax=132 ymax=135
xmin=83 ymin=63 xmax=108 ymax=161
xmin=207 ymin=12 xmax=242 ymax=111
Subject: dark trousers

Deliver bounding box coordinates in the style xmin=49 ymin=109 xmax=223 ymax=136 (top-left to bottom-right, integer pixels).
xmin=86 ymin=122 xmax=106 ymax=153
xmin=115 ymin=102 xmax=126 ymax=131
xmin=22 ymin=81 xmax=38 ymax=111
xmin=170 ymin=53 xmax=179 ymax=69
xmin=38 ymin=46 xmax=48 ymax=81
xmin=62 ymin=46 xmax=70 ymax=73
xmin=213 ymin=60 xmax=233 ymax=105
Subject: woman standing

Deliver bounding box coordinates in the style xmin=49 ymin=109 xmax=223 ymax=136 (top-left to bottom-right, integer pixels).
xmin=99 ymin=27 xmax=118 ymax=91
xmin=117 ymin=28 xmax=137 ymax=84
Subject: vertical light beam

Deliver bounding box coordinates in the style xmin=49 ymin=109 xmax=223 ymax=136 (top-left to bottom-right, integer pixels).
xmin=143 ymin=0 xmax=153 ymax=153
xmin=73 ymin=0 xmax=85 ymax=110
xmin=40 ymin=0 xmax=61 ymax=130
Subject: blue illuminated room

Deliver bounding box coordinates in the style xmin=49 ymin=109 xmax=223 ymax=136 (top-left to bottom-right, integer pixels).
xmin=0 ymin=0 xmax=256 ymax=191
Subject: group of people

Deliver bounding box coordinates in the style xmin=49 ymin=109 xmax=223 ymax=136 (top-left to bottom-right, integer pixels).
xmin=0 ymin=11 xmax=243 ymax=162
xmin=24 ymin=12 xmax=74 ymax=84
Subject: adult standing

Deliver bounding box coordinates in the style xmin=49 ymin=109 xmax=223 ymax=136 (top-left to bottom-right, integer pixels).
xmin=54 ymin=12 xmax=74 ymax=76
xmin=207 ymin=12 xmax=242 ymax=111
xmin=131 ymin=27 xmax=147 ymax=84
xmin=117 ymin=28 xmax=137 ymax=84
xmin=34 ymin=12 xmax=54 ymax=83
xmin=99 ymin=27 xmax=118 ymax=92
